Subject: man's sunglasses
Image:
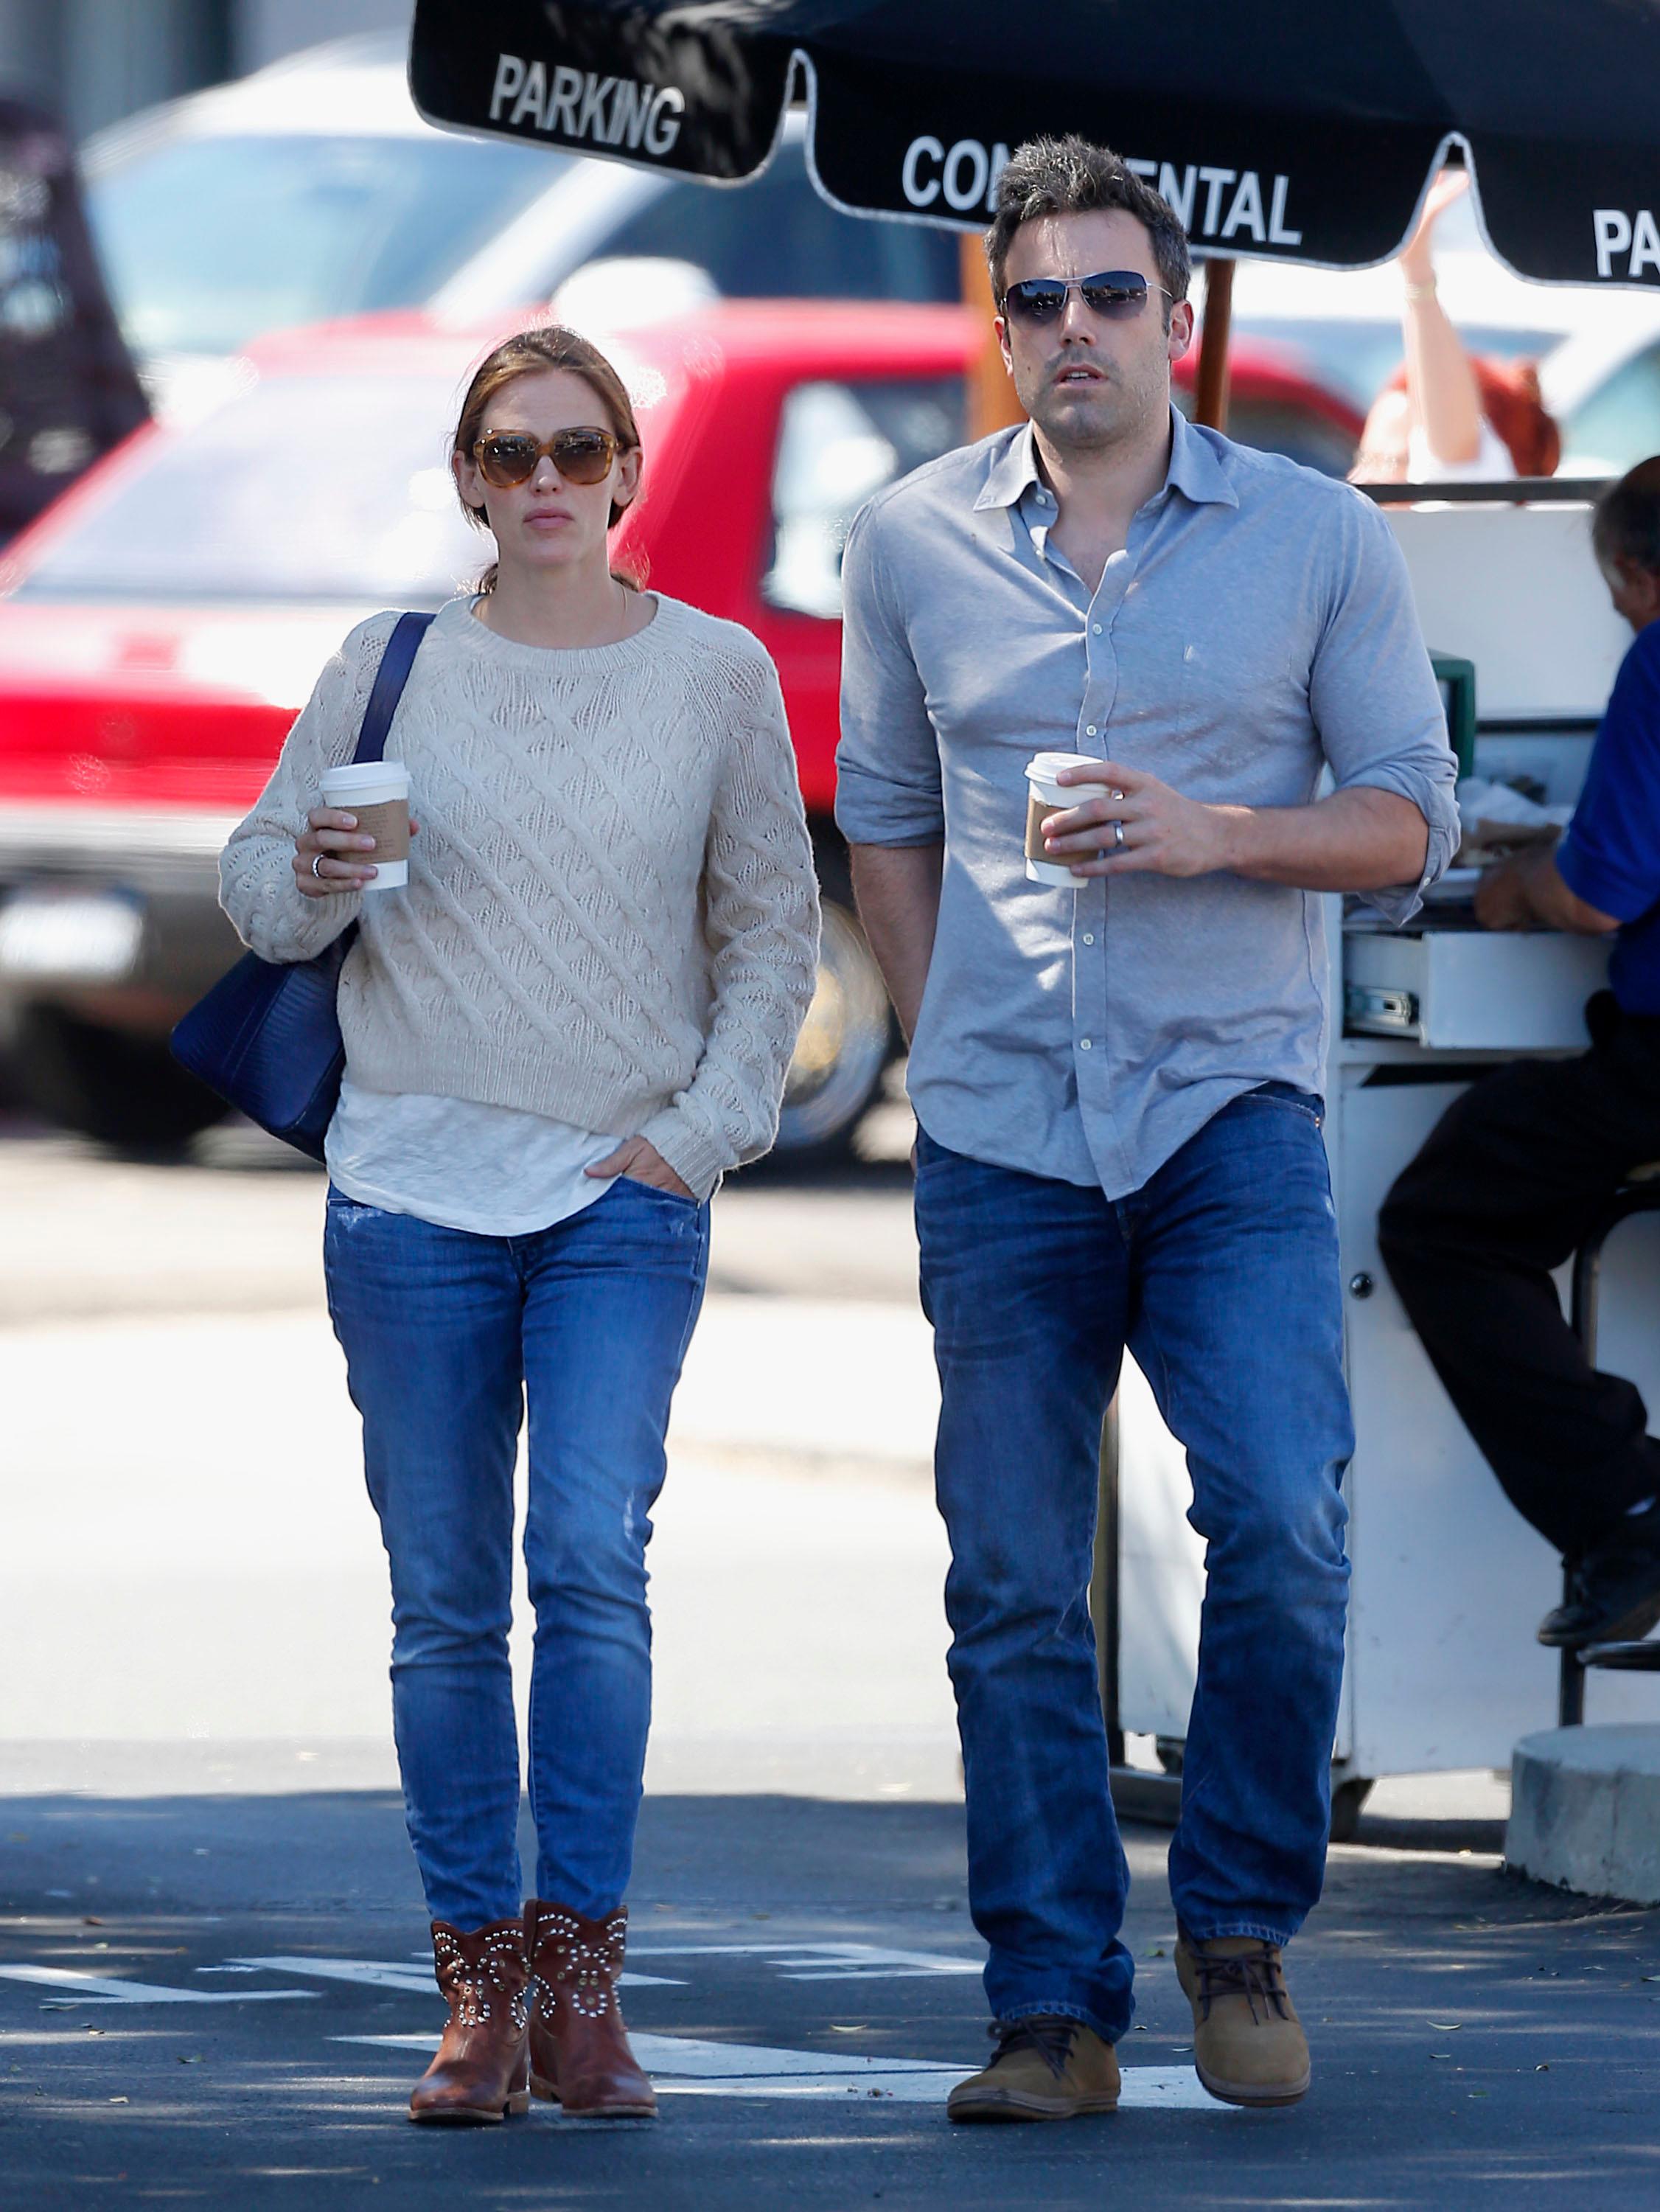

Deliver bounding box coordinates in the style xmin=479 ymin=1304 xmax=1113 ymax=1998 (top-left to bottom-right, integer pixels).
xmin=472 ymin=426 xmax=625 ymax=488
xmin=1000 ymin=271 xmax=1174 ymax=325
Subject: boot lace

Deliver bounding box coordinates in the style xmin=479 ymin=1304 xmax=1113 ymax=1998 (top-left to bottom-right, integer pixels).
xmin=988 ymin=2014 xmax=1081 ymax=2079
xmin=1190 ymin=1944 xmax=1290 ymax=2026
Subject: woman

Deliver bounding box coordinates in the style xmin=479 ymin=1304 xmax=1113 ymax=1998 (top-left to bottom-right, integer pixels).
xmin=220 ymin=326 xmax=819 ymax=2126
xmin=1351 ymin=167 xmax=1560 ymax=486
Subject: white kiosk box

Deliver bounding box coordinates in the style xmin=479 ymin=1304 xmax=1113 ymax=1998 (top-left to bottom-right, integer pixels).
xmin=1103 ymin=490 xmax=1660 ymax=1829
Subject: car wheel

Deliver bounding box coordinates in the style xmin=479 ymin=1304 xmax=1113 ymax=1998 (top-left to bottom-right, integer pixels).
xmin=775 ymin=897 xmax=895 ymax=1161
xmin=13 ymin=1004 xmax=230 ymax=1152
xmin=1328 ymin=1775 xmax=1374 ymax=1843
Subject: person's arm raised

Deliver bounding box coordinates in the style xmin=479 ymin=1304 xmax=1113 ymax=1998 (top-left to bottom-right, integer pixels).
xmin=848 ymin=841 xmax=943 ymax=1044
xmin=1399 ymin=170 xmax=1485 ymax=470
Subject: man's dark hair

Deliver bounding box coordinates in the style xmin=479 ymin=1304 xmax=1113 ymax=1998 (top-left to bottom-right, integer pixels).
xmin=985 ymin=134 xmax=1192 ymax=313
xmin=1593 ymin=456 xmax=1660 ymax=577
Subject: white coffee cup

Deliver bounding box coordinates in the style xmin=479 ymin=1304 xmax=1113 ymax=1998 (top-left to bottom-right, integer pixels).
xmin=318 ymin=759 xmax=411 ymax=889
xmin=1025 ymin=751 xmax=1117 ymax=886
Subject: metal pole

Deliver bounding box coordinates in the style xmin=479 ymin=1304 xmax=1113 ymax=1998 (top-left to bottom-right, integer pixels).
xmin=961 ymin=233 xmax=1027 ymax=441
xmin=1193 ymin=257 xmax=1234 ymax=432
xmin=1559 ymin=1635 xmax=1586 ymax=1729
xmin=1091 ymin=1394 xmax=1123 ymax=1766
xmin=1560 ymin=1225 xmax=1607 ymax=1728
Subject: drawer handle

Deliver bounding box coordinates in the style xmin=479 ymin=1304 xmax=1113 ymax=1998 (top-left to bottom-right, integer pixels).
xmin=1344 ymin=982 xmax=1420 ymax=1034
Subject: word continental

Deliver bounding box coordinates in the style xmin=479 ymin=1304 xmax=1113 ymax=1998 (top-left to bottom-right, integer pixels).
xmin=489 ymin=52 xmax=685 ymax=156
xmin=900 ymin=135 xmax=1302 ymax=246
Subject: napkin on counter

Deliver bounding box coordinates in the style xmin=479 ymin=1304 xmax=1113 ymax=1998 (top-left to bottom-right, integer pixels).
xmin=1454 ymin=777 xmax=1572 ymax=866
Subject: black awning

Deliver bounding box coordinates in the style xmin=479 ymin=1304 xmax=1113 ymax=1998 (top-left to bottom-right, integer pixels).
xmin=408 ymin=0 xmax=1660 ymax=285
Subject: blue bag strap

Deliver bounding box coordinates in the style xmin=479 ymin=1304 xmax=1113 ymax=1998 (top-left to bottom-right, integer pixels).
xmin=352 ymin=611 xmax=436 ymax=765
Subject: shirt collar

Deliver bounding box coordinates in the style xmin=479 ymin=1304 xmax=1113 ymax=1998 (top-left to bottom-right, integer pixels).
xmin=971 ymin=407 xmax=1239 ymax=515
xmin=973 ymin=422 xmax=1042 ymax=513
xmin=1165 ymin=406 xmax=1239 ymax=509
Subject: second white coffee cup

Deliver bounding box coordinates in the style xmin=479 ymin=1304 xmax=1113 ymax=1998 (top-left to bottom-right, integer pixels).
xmin=318 ymin=759 xmax=411 ymax=889
xmin=1025 ymin=751 xmax=1117 ymax=886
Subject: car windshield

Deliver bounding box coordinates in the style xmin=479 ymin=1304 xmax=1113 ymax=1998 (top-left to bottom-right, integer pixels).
xmin=14 ymin=372 xmax=482 ymax=604
xmin=84 ymin=132 xmax=560 ymax=358
xmin=594 ymin=154 xmax=961 ymax=303
xmin=764 ymin=378 xmax=965 ymax=619
xmin=1562 ymin=341 xmax=1660 ymax=473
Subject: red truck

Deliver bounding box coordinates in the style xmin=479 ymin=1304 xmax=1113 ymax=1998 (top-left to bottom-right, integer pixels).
xmin=0 ymin=299 xmax=1360 ymax=1155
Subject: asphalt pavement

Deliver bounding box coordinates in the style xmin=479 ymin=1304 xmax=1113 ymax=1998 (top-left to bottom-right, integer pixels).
xmin=3 ymin=1115 xmax=1659 ymax=2206
xmin=4 ymin=1762 xmax=1659 ymax=2211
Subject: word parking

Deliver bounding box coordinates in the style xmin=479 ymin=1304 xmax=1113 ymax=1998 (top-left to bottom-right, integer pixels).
xmin=488 ymin=52 xmax=685 ymax=156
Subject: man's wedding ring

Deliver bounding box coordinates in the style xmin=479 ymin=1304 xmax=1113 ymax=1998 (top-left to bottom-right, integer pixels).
xmin=1112 ymin=820 xmax=1126 ymax=850
xmin=311 ymin=852 xmax=325 ymax=879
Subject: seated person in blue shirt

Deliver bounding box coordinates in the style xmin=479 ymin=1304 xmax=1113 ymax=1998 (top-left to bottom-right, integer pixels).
xmin=1381 ymin=456 xmax=1660 ymax=1648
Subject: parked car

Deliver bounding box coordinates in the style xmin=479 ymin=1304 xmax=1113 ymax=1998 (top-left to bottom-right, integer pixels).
xmin=1538 ymin=312 xmax=1660 ymax=477
xmin=0 ymin=299 xmax=1361 ymax=1155
xmin=79 ymin=30 xmax=960 ymax=409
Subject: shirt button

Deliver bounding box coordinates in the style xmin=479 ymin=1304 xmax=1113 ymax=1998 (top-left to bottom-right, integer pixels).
xmin=1080 ymin=1037 xmax=1092 ymax=1050
xmin=1082 ymin=933 xmax=1095 ymax=945
xmin=1092 ymin=622 xmax=1103 ymax=635
xmin=1086 ymin=725 xmax=1097 ymax=737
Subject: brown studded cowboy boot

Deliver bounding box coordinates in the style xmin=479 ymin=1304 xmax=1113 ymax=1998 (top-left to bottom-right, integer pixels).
xmin=524 ymin=1899 xmax=658 ymax=2118
xmin=407 ymin=1917 xmax=531 ymax=2124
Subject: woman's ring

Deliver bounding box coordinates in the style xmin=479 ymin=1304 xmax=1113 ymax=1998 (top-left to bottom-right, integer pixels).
xmin=1112 ymin=821 xmax=1126 ymax=850
xmin=310 ymin=852 xmax=325 ymax=880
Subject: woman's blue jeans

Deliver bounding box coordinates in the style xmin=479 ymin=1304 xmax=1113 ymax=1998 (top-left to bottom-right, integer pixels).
xmin=324 ymin=1177 xmax=708 ymax=1930
xmin=915 ymin=1086 xmax=1353 ymax=2042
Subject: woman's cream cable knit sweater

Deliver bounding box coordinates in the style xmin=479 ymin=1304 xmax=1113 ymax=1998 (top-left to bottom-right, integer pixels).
xmin=220 ymin=595 xmax=820 ymax=1203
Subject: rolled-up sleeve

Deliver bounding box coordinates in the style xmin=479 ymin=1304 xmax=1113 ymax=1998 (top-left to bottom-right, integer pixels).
xmin=834 ymin=497 xmax=944 ymax=847
xmin=1308 ymin=491 xmax=1460 ymax=925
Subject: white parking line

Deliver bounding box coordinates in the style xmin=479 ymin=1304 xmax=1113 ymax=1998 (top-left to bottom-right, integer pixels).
xmin=226 ymin=1955 xmax=679 ymax=1993
xmin=624 ymin=1941 xmax=980 ymax=1980
xmin=0 ymin=1966 xmax=315 ymax=2005
xmin=1 ymin=1947 xmax=1225 ymax=2112
xmin=334 ymin=2031 xmax=1226 ymax=2111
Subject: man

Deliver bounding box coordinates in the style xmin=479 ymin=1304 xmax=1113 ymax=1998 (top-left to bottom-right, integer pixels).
xmin=1381 ymin=458 xmax=1660 ymax=1652
xmin=836 ymin=136 xmax=1456 ymax=2118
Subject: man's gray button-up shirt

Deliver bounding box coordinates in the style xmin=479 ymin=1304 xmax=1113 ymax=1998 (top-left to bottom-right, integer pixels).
xmin=835 ymin=409 xmax=1459 ymax=1198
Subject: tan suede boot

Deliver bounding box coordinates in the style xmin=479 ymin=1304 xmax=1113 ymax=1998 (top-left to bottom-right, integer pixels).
xmin=525 ymin=1900 xmax=658 ymax=2119
xmin=1176 ymin=1935 xmax=1311 ymax=2107
xmin=408 ymin=1918 xmax=531 ymax=2124
xmin=946 ymin=2015 xmax=1120 ymax=2122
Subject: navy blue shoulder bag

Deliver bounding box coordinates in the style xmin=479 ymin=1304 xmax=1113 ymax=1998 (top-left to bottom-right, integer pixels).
xmin=170 ymin=611 xmax=434 ymax=1160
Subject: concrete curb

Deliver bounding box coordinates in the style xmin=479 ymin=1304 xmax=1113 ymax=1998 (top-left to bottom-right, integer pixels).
xmin=1507 ymin=1724 xmax=1660 ymax=1905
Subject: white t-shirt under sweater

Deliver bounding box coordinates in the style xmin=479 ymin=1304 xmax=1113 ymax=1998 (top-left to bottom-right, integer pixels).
xmin=325 ymin=1077 xmax=620 ymax=1235
xmin=219 ymin=591 xmax=820 ymax=1206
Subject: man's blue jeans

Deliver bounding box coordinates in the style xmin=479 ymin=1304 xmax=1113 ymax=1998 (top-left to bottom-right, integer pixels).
xmin=915 ymin=1086 xmax=1352 ymax=2042
xmin=323 ymin=1177 xmax=708 ymax=1930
